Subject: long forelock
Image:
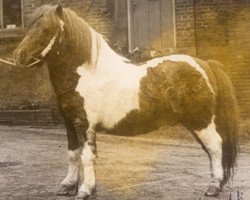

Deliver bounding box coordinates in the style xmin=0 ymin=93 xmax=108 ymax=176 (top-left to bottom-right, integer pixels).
xmin=30 ymin=5 xmax=93 ymax=65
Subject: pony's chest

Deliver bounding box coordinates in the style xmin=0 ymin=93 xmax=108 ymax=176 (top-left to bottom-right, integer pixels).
xmin=75 ymin=68 xmax=143 ymax=128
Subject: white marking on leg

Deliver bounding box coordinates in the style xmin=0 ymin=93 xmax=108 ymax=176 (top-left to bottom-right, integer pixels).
xmin=61 ymin=149 xmax=81 ymax=186
xmin=195 ymin=116 xmax=223 ymax=186
xmin=79 ymin=142 xmax=96 ymax=195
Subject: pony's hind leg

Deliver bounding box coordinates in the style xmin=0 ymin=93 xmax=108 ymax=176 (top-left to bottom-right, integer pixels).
xmin=76 ymin=126 xmax=97 ymax=200
xmin=195 ymin=117 xmax=223 ymax=196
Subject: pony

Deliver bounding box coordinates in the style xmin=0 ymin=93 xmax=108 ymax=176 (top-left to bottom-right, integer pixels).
xmin=13 ymin=5 xmax=239 ymax=200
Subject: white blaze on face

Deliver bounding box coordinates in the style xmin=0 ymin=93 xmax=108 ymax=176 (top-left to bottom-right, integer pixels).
xmin=61 ymin=149 xmax=81 ymax=186
xmin=195 ymin=116 xmax=223 ymax=183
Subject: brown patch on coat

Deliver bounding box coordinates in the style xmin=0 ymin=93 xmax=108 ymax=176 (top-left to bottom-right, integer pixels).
xmin=139 ymin=60 xmax=215 ymax=131
xmin=107 ymin=60 xmax=215 ymax=135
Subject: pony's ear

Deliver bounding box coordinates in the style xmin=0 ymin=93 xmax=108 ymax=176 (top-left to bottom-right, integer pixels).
xmin=56 ymin=5 xmax=63 ymax=19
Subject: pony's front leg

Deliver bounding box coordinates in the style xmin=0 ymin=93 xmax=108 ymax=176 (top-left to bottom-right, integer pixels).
xmin=57 ymin=121 xmax=81 ymax=196
xmin=76 ymin=127 xmax=97 ymax=200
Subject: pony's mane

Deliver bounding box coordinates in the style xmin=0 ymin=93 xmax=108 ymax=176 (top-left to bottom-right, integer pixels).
xmin=31 ymin=5 xmax=92 ymax=65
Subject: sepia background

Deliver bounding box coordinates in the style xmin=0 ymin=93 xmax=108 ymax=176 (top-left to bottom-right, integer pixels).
xmin=0 ymin=0 xmax=249 ymax=200
xmin=0 ymin=0 xmax=249 ymax=120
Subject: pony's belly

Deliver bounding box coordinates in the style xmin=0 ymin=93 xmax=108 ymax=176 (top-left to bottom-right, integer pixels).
xmin=104 ymin=108 xmax=179 ymax=135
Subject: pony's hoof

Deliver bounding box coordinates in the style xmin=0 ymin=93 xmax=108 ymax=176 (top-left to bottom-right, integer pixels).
xmin=205 ymin=185 xmax=220 ymax=196
xmin=75 ymin=193 xmax=92 ymax=200
xmin=75 ymin=189 xmax=96 ymax=200
xmin=75 ymin=193 xmax=90 ymax=200
xmin=57 ymin=184 xmax=78 ymax=196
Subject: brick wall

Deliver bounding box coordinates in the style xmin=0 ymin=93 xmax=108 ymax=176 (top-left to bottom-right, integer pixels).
xmin=228 ymin=2 xmax=250 ymax=118
xmin=175 ymin=0 xmax=196 ymax=53
xmin=175 ymin=0 xmax=250 ymax=118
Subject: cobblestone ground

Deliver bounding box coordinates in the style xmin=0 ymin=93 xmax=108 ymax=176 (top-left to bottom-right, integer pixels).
xmin=0 ymin=125 xmax=249 ymax=200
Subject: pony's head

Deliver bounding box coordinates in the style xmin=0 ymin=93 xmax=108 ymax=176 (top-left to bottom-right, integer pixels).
xmin=14 ymin=5 xmax=92 ymax=67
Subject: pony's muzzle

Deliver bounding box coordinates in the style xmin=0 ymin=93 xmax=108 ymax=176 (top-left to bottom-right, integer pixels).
xmin=13 ymin=48 xmax=33 ymax=67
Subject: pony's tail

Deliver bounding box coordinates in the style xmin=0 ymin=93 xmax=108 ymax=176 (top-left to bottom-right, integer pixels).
xmin=208 ymin=60 xmax=239 ymax=186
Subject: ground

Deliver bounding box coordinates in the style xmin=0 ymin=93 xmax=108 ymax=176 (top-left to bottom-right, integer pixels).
xmin=0 ymin=125 xmax=249 ymax=200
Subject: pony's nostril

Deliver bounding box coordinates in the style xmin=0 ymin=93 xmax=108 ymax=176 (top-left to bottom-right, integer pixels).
xmin=14 ymin=49 xmax=29 ymax=66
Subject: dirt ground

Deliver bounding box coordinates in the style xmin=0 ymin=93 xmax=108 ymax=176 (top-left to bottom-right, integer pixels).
xmin=0 ymin=125 xmax=249 ymax=200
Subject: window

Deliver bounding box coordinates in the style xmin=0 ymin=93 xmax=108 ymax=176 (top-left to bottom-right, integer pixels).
xmin=0 ymin=0 xmax=22 ymax=29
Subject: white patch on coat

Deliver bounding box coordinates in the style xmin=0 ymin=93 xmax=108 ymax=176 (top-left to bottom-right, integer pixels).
xmin=61 ymin=149 xmax=81 ymax=186
xmin=79 ymin=142 xmax=96 ymax=195
xmin=41 ymin=32 xmax=58 ymax=57
xmin=195 ymin=116 xmax=223 ymax=183
xmin=143 ymin=55 xmax=214 ymax=95
xmin=75 ymin=36 xmax=166 ymax=129
xmin=142 ymin=56 xmax=168 ymax=68
xmin=75 ymin=28 xmax=214 ymax=129
xmin=165 ymin=54 xmax=215 ymax=94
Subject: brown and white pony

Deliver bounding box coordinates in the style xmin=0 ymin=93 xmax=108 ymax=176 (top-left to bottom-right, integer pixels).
xmin=13 ymin=5 xmax=239 ymax=200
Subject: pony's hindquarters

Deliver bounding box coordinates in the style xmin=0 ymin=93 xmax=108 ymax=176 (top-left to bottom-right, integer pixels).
xmin=193 ymin=60 xmax=239 ymax=196
xmin=141 ymin=58 xmax=239 ymax=196
xmin=140 ymin=60 xmax=215 ymax=130
xmin=207 ymin=60 xmax=239 ymax=186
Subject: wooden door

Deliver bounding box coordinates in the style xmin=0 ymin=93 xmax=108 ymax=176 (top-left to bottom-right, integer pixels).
xmin=131 ymin=0 xmax=175 ymax=51
xmin=148 ymin=0 xmax=162 ymax=49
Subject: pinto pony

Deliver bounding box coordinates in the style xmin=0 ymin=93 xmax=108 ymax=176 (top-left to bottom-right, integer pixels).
xmin=13 ymin=5 xmax=239 ymax=200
